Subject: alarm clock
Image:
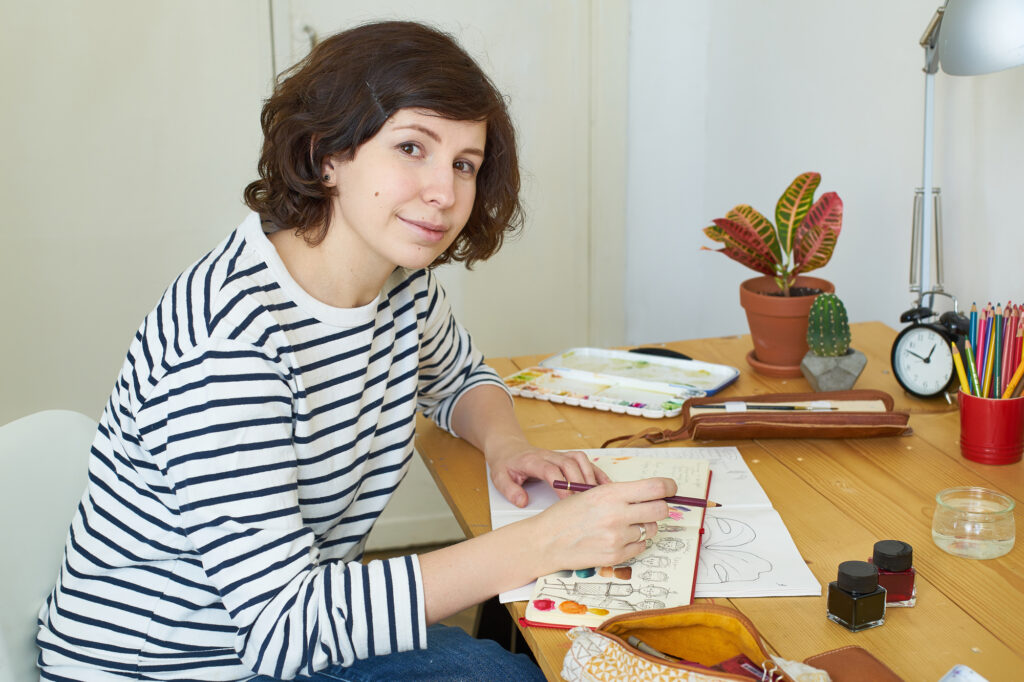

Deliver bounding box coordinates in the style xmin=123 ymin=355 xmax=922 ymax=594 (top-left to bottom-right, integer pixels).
xmin=890 ymin=308 xmax=969 ymax=399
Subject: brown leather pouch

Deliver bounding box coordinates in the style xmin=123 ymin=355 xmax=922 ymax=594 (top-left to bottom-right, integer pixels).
xmin=803 ymin=645 xmax=904 ymax=681
xmin=604 ymin=390 xmax=911 ymax=448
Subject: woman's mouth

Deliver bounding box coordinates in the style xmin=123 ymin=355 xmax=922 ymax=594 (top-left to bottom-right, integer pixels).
xmin=400 ymin=217 xmax=448 ymax=243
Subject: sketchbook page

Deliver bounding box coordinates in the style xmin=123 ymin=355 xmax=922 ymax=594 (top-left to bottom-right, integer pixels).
xmin=587 ymin=453 xmax=711 ymax=499
xmin=487 ymin=471 xmax=559 ymax=530
xmin=487 ymin=469 xmax=562 ymax=602
xmin=601 ymin=446 xmax=771 ymax=509
xmin=695 ymin=507 xmax=820 ymax=597
xmin=523 ymin=457 xmax=708 ymax=628
xmin=493 ymin=447 xmax=768 ymax=603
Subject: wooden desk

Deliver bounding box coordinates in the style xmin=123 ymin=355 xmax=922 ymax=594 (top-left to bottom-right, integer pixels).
xmin=415 ymin=322 xmax=1022 ymax=681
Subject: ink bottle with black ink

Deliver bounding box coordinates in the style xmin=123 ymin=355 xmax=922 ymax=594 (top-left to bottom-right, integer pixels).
xmin=827 ymin=560 xmax=886 ymax=632
xmin=869 ymin=540 xmax=916 ymax=607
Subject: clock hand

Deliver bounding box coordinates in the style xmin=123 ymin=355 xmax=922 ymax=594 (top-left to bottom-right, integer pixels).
xmin=924 ymin=344 xmax=936 ymax=362
xmin=907 ymin=350 xmax=927 ymax=361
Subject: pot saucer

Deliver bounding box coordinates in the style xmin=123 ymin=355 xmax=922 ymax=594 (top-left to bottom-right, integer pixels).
xmin=745 ymin=350 xmax=804 ymax=378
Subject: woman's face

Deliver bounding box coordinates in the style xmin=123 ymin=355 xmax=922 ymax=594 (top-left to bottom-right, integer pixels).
xmin=326 ymin=108 xmax=486 ymax=273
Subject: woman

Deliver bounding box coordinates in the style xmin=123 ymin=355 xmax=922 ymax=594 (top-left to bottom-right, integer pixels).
xmin=37 ymin=21 xmax=674 ymax=680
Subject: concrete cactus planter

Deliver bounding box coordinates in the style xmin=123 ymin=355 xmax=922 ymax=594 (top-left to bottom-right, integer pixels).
xmin=800 ymin=349 xmax=867 ymax=392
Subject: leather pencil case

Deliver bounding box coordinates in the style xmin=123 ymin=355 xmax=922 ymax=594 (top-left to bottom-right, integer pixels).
xmin=604 ymin=389 xmax=911 ymax=447
xmin=802 ymin=645 xmax=904 ymax=681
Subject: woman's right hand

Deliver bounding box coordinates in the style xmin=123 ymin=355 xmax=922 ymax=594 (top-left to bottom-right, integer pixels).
xmin=527 ymin=477 xmax=678 ymax=573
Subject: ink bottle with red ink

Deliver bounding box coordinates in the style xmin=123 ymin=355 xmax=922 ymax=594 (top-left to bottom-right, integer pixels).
xmin=869 ymin=540 xmax=916 ymax=607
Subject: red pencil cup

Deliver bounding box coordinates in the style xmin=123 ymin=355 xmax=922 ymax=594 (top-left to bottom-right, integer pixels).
xmin=959 ymin=390 xmax=1024 ymax=465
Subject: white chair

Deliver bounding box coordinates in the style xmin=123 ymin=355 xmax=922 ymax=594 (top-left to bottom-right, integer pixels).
xmin=0 ymin=410 xmax=95 ymax=682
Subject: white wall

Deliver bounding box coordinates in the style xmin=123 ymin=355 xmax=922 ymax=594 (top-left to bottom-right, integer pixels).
xmin=0 ymin=1 xmax=272 ymax=425
xmin=626 ymin=0 xmax=1024 ymax=347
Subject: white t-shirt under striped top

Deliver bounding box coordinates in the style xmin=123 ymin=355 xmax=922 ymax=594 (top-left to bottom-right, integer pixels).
xmin=37 ymin=212 xmax=507 ymax=680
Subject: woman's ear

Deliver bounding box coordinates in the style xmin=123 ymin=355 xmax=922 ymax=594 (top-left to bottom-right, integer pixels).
xmin=320 ymin=157 xmax=337 ymax=186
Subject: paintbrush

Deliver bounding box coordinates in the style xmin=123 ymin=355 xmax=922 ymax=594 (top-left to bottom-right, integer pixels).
xmin=696 ymin=403 xmax=838 ymax=411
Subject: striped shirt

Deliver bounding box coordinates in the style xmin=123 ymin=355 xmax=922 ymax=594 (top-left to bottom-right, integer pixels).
xmin=37 ymin=212 xmax=507 ymax=680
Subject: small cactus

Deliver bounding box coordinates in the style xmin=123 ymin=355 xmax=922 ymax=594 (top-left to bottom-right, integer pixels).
xmin=806 ymin=293 xmax=850 ymax=357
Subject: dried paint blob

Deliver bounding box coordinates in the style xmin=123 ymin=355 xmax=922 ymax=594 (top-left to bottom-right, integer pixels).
xmin=558 ymin=600 xmax=588 ymax=615
xmin=554 ymin=569 xmax=574 ymax=578
xmin=531 ymin=598 xmax=555 ymax=611
xmin=574 ymin=567 xmax=596 ymax=579
xmin=588 ymin=608 xmax=610 ymax=616
xmin=668 ymin=508 xmax=684 ymax=520
xmin=599 ymin=565 xmax=633 ymax=580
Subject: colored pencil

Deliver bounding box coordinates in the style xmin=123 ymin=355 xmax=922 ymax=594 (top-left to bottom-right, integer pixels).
xmin=963 ymin=340 xmax=981 ymax=397
xmin=952 ymin=342 xmax=971 ymax=395
xmin=977 ymin=307 xmax=989 ymax=380
xmin=969 ymin=302 xmax=978 ymax=352
xmin=1002 ymin=304 xmax=1016 ymax=391
xmin=993 ymin=305 xmax=1004 ymax=398
xmin=1010 ymin=306 xmax=1022 ymax=387
xmin=1016 ymin=317 xmax=1024 ymax=384
xmin=982 ymin=328 xmax=996 ymax=398
xmin=552 ymin=480 xmax=719 ymax=508
xmin=694 ymin=403 xmax=837 ymax=411
xmin=1001 ymin=357 xmax=1024 ymax=399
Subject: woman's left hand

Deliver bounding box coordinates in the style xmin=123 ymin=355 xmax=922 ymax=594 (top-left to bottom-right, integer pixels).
xmin=486 ymin=445 xmax=611 ymax=508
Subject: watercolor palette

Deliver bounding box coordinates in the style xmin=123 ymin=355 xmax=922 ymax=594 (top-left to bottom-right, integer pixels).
xmin=503 ymin=348 xmax=738 ymax=419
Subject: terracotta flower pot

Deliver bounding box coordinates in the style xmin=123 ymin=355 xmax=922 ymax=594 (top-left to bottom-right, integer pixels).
xmin=739 ymin=275 xmax=835 ymax=377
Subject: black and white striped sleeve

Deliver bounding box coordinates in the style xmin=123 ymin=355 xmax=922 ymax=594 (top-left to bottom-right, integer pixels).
xmin=415 ymin=273 xmax=510 ymax=434
xmin=136 ymin=338 xmax=427 ymax=678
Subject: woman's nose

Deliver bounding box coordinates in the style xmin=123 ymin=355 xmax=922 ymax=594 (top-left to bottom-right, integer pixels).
xmin=422 ymin=164 xmax=456 ymax=209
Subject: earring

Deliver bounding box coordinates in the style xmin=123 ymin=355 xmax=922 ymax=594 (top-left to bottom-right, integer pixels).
xmin=322 ymin=174 xmax=330 ymax=182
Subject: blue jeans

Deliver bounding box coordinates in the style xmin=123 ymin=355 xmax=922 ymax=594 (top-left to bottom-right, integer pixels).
xmin=252 ymin=624 xmax=546 ymax=681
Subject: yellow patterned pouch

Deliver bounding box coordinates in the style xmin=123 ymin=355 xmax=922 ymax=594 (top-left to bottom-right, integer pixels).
xmin=561 ymin=604 xmax=827 ymax=682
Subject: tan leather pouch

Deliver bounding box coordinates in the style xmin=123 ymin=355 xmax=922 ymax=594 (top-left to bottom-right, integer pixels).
xmin=604 ymin=390 xmax=911 ymax=447
xmin=803 ymin=645 xmax=904 ymax=681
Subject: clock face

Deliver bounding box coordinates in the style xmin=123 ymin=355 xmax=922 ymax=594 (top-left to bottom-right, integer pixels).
xmin=891 ymin=325 xmax=954 ymax=397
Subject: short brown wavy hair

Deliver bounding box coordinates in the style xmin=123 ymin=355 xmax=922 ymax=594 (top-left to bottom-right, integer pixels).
xmin=244 ymin=20 xmax=522 ymax=268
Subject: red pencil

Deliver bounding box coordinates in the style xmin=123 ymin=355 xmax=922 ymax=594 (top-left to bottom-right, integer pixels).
xmin=552 ymin=480 xmax=721 ymax=508
xmin=1003 ymin=303 xmax=1017 ymax=390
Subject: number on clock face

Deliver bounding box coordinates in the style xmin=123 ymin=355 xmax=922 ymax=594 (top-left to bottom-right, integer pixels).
xmin=893 ymin=326 xmax=954 ymax=396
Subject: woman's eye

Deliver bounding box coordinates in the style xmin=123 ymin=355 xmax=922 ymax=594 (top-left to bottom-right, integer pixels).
xmin=454 ymin=160 xmax=477 ymax=176
xmin=398 ymin=142 xmax=421 ymax=156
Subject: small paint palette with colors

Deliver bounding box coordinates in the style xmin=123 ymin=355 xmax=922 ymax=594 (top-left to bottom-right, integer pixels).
xmin=503 ymin=348 xmax=738 ymax=418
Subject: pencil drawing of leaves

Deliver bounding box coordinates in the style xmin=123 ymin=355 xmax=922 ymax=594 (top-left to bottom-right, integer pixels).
xmin=696 ymin=515 xmax=773 ymax=584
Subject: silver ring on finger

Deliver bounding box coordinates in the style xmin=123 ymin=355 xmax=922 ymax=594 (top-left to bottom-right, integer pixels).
xmin=636 ymin=524 xmax=647 ymax=543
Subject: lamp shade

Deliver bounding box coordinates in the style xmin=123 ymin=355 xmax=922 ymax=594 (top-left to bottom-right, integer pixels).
xmin=939 ymin=0 xmax=1024 ymax=75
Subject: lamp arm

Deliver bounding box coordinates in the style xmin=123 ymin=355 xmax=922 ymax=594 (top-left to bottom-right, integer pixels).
xmin=920 ymin=7 xmax=945 ymax=74
xmin=914 ymin=5 xmax=945 ymax=309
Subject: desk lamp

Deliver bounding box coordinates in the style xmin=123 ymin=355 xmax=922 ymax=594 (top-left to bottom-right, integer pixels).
xmin=891 ymin=0 xmax=1024 ymax=399
xmin=912 ymin=0 xmax=1024 ymax=310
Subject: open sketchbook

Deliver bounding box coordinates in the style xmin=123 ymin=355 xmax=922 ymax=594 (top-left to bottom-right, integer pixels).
xmin=488 ymin=447 xmax=820 ymax=608
xmin=522 ymin=456 xmax=710 ymax=628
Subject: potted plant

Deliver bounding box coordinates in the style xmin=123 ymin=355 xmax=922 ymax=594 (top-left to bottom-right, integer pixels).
xmin=703 ymin=171 xmax=844 ymax=376
xmin=800 ymin=293 xmax=867 ymax=391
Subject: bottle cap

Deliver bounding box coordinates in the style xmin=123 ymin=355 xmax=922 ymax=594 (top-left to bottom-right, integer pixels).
xmin=873 ymin=540 xmax=913 ymax=572
xmin=837 ymin=560 xmax=879 ymax=594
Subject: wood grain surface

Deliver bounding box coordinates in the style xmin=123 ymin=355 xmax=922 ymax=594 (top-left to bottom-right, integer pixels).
xmin=414 ymin=322 xmax=1021 ymax=681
